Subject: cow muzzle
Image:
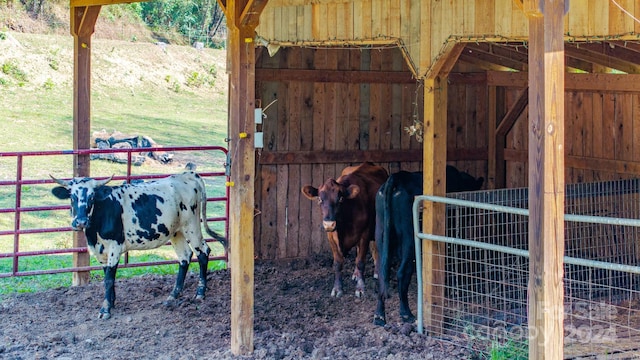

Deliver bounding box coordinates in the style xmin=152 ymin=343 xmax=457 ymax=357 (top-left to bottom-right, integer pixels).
xmin=322 ymin=220 xmax=337 ymax=232
xmin=72 ymin=217 xmax=89 ymax=231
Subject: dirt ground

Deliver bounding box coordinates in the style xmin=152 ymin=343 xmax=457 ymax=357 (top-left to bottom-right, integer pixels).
xmin=0 ymin=256 xmax=474 ymax=360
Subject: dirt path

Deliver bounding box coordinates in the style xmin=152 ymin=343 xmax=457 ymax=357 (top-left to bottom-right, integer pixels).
xmin=0 ymin=257 xmax=473 ymax=359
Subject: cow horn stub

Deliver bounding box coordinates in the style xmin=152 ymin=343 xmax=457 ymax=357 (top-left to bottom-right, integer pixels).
xmin=49 ymin=174 xmax=69 ymax=187
xmin=95 ymin=175 xmax=114 ymax=187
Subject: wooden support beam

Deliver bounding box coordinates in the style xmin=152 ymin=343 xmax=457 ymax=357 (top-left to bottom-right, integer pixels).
xmin=240 ymin=0 xmax=269 ymax=27
xmin=70 ymin=4 xmax=100 ymax=287
xmin=521 ymin=0 xmax=543 ymax=17
xmin=565 ymin=43 xmax=640 ymax=74
xmin=496 ymin=87 xmax=529 ymax=137
xmin=217 ymin=0 xmax=227 ymax=13
xmin=487 ymin=86 xmax=497 ymax=189
xmin=488 ymin=71 xmax=640 ymax=93
xmin=259 ymin=150 xmax=422 ymax=164
xmin=225 ymin=0 xmax=259 ymax=355
xmin=503 ymin=149 xmax=640 ymax=177
xmin=494 ymin=87 xmax=529 ymax=188
xmin=421 ymin=42 xmax=464 ymax=336
xmin=257 ymin=148 xmax=487 ymax=165
xmin=459 ymin=46 xmax=527 ymax=72
xmin=256 ymin=68 xmax=416 ymax=84
xmin=421 ymin=74 xmax=447 ymax=336
xmin=527 ymin=0 xmax=565 ymax=358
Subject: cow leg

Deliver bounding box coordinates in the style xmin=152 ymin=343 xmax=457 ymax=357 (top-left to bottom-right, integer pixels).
xmin=194 ymin=245 xmax=211 ymax=300
xmin=332 ymin=260 xmax=344 ymax=298
xmin=353 ymin=238 xmax=369 ymax=298
xmin=168 ymin=234 xmax=193 ymax=301
xmin=353 ymin=259 xmax=366 ymax=298
xmin=168 ymin=259 xmax=190 ymax=301
xmin=374 ymin=295 xmax=387 ymax=326
xmin=369 ymin=240 xmax=379 ymax=280
xmin=397 ymin=256 xmax=416 ymax=323
xmin=188 ymin=231 xmax=211 ymax=300
xmin=327 ymin=232 xmax=344 ymax=298
xmin=100 ymin=264 xmax=118 ymax=320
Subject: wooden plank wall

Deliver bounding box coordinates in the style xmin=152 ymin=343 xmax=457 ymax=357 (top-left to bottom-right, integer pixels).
xmin=254 ymin=50 xmax=640 ymax=261
xmin=491 ymin=83 xmax=640 ymax=189
xmin=255 ymin=47 xmax=423 ymax=260
xmin=446 ymin=82 xmax=489 ymax=183
xmin=256 ymin=1 xmax=640 ymax=78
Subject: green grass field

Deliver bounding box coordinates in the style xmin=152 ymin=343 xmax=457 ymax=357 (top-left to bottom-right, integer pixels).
xmin=0 ymin=34 xmax=229 ymax=297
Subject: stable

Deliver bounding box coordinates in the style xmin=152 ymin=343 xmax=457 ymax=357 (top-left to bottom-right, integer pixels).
xmin=67 ymin=0 xmax=640 ymax=359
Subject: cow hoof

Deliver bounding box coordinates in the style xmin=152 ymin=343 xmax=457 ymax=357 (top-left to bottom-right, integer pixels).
xmin=399 ymin=323 xmax=414 ymax=336
xmin=98 ymin=309 xmax=111 ymax=320
xmin=331 ymin=288 xmax=343 ymax=298
xmin=401 ymin=314 xmax=416 ymax=323
xmin=163 ymin=297 xmax=177 ymax=307
xmin=355 ymin=289 xmax=364 ymax=298
xmin=373 ymin=315 xmax=386 ymax=326
xmin=196 ymin=286 xmax=206 ymax=300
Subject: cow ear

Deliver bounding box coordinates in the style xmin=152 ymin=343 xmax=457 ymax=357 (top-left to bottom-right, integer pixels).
xmin=301 ymin=185 xmax=318 ymax=200
xmin=345 ymin=185 xmax=360 ymax=199
xmin=51 ymin=186 xmax=70 ymax=200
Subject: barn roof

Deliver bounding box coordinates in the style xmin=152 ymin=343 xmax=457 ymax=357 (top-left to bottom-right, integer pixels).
xmin=255 ymin=1 xmax=640 ymax=77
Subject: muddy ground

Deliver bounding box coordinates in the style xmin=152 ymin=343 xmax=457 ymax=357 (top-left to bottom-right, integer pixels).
xmin=0 ymin=256 xmax=475 ymax=360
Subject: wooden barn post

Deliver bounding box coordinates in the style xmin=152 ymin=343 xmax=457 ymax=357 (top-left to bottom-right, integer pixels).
xmin=421 ymin=43 xmax=465 ymax=335
xmin=220 ymin=0 xmax=268 ymax=355
xmin=70 ymin=4 xmax=100 ymax=286
xmin=524 ymin=0 xmax=566 ymax=358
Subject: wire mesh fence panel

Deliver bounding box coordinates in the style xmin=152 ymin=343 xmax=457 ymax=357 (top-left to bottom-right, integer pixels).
xmin=435 ymin=179 xmax=640 ymax=358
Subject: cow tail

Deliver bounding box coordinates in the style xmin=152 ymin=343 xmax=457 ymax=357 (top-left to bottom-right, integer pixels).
xmin=198 ymin=177 xmax=228 ymax=252
xmin=379 ymin=174 xmax=396 ymax=299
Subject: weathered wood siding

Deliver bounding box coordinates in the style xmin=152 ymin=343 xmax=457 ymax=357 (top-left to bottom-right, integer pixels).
xmin=254 ymin=49 xmax=640 ymax=260
xmin=255 ymin=47 xmax=423 ymax=260
xmin=487 ymin=72 xmax=640 ymax=188
xmin=446 ymin=80 xmax=489 ymax=184
xmin=256 ymin=0 xmax=640 ymax=77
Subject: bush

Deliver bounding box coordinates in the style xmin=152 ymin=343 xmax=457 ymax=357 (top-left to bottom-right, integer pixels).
xmin=43 ymin=78 xmax=54 ymax=90
xmin=186 ymin=71 xmax=204 ymax=88
xmin=2 ymin=61 xmax=28 ymax=83
xmin=48 ymin=57 xmax=59 ymax=70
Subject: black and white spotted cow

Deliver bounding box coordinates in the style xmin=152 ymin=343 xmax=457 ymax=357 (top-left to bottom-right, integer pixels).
xmin=51 ymin=170 xmax=227 ymax=319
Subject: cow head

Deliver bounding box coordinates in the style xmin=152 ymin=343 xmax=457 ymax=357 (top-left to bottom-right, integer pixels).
xmin=50 ymin=175 xmax=113 ymax=230
xmin=302 ymin=179 xmax=360 ymax=232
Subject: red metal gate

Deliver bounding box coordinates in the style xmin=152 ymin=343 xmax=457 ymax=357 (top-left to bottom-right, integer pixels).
xmin=0 ymin=146 xmax=229 ymax=278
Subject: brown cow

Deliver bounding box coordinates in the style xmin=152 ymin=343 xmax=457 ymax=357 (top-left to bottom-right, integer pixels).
xmin=302 ymin=162 xmax=388 ymax=298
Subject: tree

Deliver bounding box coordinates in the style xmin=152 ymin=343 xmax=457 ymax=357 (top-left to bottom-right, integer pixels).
xmin=139 ymin=0 xmax=226 ymax=47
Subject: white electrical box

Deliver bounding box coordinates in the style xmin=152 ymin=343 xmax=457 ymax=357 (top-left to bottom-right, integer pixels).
xmin=254 ymin=108 xmax=263 ymax=124
xmin=254 ymin=132 xmax=264 ymax=148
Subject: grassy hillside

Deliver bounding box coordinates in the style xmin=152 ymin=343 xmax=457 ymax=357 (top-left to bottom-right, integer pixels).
xmin=1 ymin=31 xmax=228 ymax=151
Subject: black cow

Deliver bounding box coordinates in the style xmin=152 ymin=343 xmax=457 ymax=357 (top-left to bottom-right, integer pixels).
xmin=373 ymin=166 xmax=484 ymax=326
xmin=51 ymin=170 xmax=227 ymax=319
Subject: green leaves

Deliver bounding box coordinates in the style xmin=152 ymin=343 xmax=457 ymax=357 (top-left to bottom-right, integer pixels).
xmin=139 ymin=0 xmax=225 ymax=48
